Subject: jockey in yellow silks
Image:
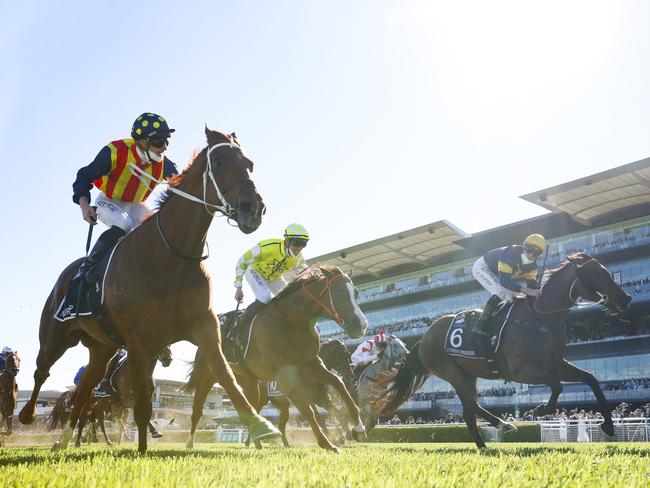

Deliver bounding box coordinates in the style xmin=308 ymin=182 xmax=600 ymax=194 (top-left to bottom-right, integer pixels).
xmin=72 ymin=113 xmax=178 ymax=283
xmin=233 ymin=223 xmax=310 ymax=322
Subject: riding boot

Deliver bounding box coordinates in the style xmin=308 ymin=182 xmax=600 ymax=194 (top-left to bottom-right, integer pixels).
xmin=77 ymin=226 xmax=127 ymax=285
xmin=473 ymin=295 xmax=501 ymax=374
xmin=94 ymin=351 xmax=122 ymax=398
xmin=231 ymin=300 xmax=265 ymax=354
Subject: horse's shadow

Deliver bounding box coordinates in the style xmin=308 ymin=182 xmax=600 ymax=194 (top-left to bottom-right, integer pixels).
xmin=0 ymin=446 xmax=272 ymax=467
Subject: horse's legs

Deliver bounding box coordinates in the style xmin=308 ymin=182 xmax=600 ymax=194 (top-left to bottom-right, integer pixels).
xmin=453 ymin=381 xmax=487 ymax=449
xmin=125 ymin=342 xmax=156 ymax=454
xmin=74 ymin=406 xmax=89 ymax=448
xmin=96 ymin=408 xmax=113 ymax=446
xmin=276 ymin=372 xmax=338 ymax=452
xmin=186 ymin=374 xmax=214 ymax=449
xmin=189 ymin=321 xmax=279 ymax=441
xmin=558 ymin=359 xmax=614 ymax=436
xmin=19 ymin=326 xmax=79 ymax=425
xmin=54 ymin=344 xmax=114 ymax=450
xmin=271 ymin=396 xmax=291 ymax=447
xmin=148 ymin=420 xmax=162 ymax=438
xmin=300 ymin=360 xmax=366 ymax=440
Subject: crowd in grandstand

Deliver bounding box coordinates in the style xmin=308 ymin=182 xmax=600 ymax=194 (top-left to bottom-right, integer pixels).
xmin=604 ymin=378 xmax=650 ymax=391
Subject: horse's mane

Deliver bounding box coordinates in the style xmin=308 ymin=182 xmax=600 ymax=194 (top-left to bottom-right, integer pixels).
xmin=272 ymin=264 xmax=344 ymax=302
xmin=542 ymin=252 xmax=593 ymax=287
xmin=153 ymin=149 xmax=202 ymax=211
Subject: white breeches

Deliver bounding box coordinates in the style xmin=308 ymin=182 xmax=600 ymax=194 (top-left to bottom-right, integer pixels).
xmin=472 ymin=257 xmax=519 ymax=302
xmin=95 ymin=193 xmax=153 ymax=233
xmin=245 ymin=269 xmax=288 ymax=304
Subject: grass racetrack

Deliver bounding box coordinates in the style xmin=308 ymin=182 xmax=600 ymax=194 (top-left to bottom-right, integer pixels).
xmin=1 ymin=442 xmax=649 ymax=487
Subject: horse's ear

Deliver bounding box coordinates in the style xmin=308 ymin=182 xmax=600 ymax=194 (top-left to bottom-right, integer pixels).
xmin=204 ymin=124 xmax=212 ymax=141
xmin=230 ymin=132 xmax=240 ymax=146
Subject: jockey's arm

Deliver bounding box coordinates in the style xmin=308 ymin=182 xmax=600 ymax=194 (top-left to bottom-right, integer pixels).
xmin=497 ymin=261 xmax=522 ymax=293
xmin=72 ymin=146 xmax=112 ymax=205
xmin=233 ymin=244 xmax=262 ymax=288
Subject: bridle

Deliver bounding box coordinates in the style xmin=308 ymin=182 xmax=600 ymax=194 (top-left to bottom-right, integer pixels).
xmin=301 ymin=273 xmax=350 ymax=326
xmin=129 ymin=142 xmax=252 ymax=218
xmin=132 ymin=141 xmax=255 ymax=261
xmin=533 ymin=259 xmax=610 ymax=314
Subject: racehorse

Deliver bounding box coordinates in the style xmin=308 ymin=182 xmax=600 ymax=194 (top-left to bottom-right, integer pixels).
xmin=356 ymin=335 xmax=408 ymax=432
xmin=185 ymin=264 xmax=368 ymax=452
xmin=46 ymin=390 xmax=111 ymax=446
xmin=19 ymin=128 xmax=278 ymax=453
xmin=75 ymin=346 xmax=174 ymax=446
xmin=0 ymin=351 xmax=20 ymax=438
xmin=249 ymin=338 xmax=354 ymax=447
xmin=377 ymin=254 xmax=631 ymax=448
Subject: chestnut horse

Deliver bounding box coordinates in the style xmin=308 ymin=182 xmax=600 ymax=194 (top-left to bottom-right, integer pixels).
xmin=0 ymin=351 xmax=20 ymax=438
xmin=20 ymin=128 xmax=279 ymax=453
xmin=250 ymin=338 xmax=355 ymax=447
xmin=185 ymin=265 xmax=368 ymax=452
xmin=378 ymin=254 xmax=631 ymax=448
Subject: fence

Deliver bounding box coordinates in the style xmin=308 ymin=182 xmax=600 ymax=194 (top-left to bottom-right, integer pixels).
xmin=540 ymin=418 xmax=649 ymax=443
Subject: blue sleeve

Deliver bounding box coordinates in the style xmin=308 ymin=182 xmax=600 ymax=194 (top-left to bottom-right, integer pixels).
xmin=72 ymin=146 xmax=112 ymax=204
xmin=163 ymin=157 xmax=178 ymax=179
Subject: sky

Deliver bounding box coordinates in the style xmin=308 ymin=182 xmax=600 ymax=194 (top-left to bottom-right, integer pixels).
xmin=1 ymin=1 xmax=649 ymax=391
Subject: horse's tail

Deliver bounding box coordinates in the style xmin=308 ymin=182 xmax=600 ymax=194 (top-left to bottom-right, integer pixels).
xmin=375 ymin=341 xmax=430 ymax=416
xmin=181 ymin=350 xmax=203 ymax=394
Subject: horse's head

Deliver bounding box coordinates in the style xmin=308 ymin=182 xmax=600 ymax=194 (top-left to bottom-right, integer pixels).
xmin=569 ymin=254 xmax=631 ymax=314
xmin=320 ymin=339 xmax=354 ymax=384
xmin=157 ymin=346 xmax=173 ymax=368
xmin=300 ymin=265 xmax=368 ymax=339
xmin=380 ymin=336 xmax=409 ymax=368
xmin=202 ymin=127 xmax=266 ymax=233
xmin=4 ymin=351 xmax=20 ymax=377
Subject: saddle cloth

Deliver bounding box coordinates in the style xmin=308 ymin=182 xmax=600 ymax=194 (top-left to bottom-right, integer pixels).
xmin=219 ymin=310 xmax=258 ymax=364
xmin=53 ymin=251 xmax=113 ymax=322
xmin=266 ymin=379 xmax=284 ymax=397
xmin=443 ymin=303 xmax=514 ymax=359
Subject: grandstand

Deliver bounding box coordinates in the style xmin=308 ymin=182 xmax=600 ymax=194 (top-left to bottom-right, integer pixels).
xmin=311 ymin=157 xmax=650 ymax=420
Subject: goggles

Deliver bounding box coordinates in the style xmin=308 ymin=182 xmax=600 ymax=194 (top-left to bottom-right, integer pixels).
xmin=523 ymin=244 xmax=543 ymax=257
xmin=289 ymin=238 xmax=308 ymax=249
xmin=148 ymin=137 xmax=169 ymax=148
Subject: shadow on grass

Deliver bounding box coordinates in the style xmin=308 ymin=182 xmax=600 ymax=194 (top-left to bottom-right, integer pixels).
xmin=0 ymin=445 xmax=270 ymax=467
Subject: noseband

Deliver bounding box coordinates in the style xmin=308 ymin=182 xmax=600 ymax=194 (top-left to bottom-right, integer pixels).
xmin=301 ymin=274 xmax=349 ymax=326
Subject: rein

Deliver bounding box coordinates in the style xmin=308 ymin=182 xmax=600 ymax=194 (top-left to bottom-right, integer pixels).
xmin=301 ymin=274 xmax=348 ymax=325
xmin=155 ymin=213 xmax=209 ymax=261
xmin=533 ymin=259 xmax=607 ymax=314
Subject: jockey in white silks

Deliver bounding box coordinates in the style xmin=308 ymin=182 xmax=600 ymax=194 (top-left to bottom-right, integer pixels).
xmin=351 ymin=330 xmax=387 ymax=369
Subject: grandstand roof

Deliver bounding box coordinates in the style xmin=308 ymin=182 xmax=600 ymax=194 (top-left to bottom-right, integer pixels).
xmin=308 ymin=220 xmax=468 ymax=282
xmin=520 ymin=157 xmax=650 ymax=225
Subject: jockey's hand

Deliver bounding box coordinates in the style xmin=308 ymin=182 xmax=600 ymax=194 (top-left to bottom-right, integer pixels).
xmin=234 ymin=287 xmax=244 ymax=303
xmin=523 ymin=288 xmax=541 ymax=297
xmin=79 ymin=197 xmax=97 ymax=225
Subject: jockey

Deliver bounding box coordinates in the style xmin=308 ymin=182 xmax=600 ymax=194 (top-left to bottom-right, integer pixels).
xmin=73 ymin=365 xmax=86 ymax=386
xmin=72 ymin=113 xmax=178 ymax=284
xmin=351 ymin=330 xmax=387 ymax=370
xmin=233 ymin=223 xmax=310 ymax=325
xmin=0 ymin=346 xmax=12 ymax=373
xmin=471 ymin=234 xmax=547 ymax=367
xmin=95 ymin=347 xmax=127 ymax=398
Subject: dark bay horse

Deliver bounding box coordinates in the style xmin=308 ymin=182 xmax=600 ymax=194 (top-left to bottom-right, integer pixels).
xmin=20 ymin=128 xmax=278 ymax=453
xmin=378 ymin=254 xmax=631 ymax=448
xmin=0 ymin=351 xmax=20 ymax=438
xmin=250 ymin=339 xmax=355 ymax=447
xmin=356 ymin=335 xmax=408 ymax=432
xmin=185 ymin=265 xmax=368 ymax=452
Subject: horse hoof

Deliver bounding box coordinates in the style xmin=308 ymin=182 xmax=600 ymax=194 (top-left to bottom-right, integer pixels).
xmin=500 ymin=423 xmax=518 ymax=434
xmin=351 ymin=429 xmax=368 ymax=442
xmin=600 ymin=421 xmax=615 ymax=437
xmin=19 ymin=410 xmax=36 ymax=425
xmin=151 ymin=431 xmax=163 ymax=439
xmin=249 ymin=418 xmax=281 ymax=442
xmin=51 ymin=442 xmax=63 ymax=451
xmin=328 ymin=446 xmax=340 ymax=454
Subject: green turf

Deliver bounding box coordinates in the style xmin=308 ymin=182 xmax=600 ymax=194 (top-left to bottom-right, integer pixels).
xmin=1 ymin=443 xmax=648 ymax=487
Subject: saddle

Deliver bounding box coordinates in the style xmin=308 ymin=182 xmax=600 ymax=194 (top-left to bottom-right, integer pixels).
xmin=444 ymin=303 xmax=513 ymax=360
xmin=53 ymin=246 xmax=125 ymax=344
